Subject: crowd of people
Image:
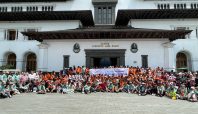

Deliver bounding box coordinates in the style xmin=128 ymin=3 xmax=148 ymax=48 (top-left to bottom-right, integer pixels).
xmin=0 ymin=66 xmax=198 ymax=102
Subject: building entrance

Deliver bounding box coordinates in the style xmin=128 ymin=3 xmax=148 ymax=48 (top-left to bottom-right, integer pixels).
xmin=85 ymin=49 xmax=126 ymax=68
xmin=92 ymin=57 xmax=118 ymax=68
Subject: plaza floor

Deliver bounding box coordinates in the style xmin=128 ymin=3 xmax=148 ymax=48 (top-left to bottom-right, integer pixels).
xmin=0 ymin=93 xmax=197 ymax=114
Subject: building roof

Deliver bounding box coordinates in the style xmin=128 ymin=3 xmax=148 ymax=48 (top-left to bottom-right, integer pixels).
xmin=0 ymin=0 xmax=68 ymax=3
xmin=0 ymin=11 xmax=94 ymax=26
xmin=116 ymin=9 xmax=198 ymax=26
xmin=22 ymin=26 xmax=192 ymax=42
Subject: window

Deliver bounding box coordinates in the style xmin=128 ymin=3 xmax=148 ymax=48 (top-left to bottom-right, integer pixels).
xmin=63 ymin=55 xmax=70 ymax=69
xmin=141 ymin=55 xmax=148 ymax=68
xmin=196 ymin=27 xmax=198 ymax=38
xmin=7 ymin=53 xmax=16 ymax=69
xmin=94 ymin=5 xmax=115 ymax=24
xmin=7 ymin=30 xmax=17 ymax=40
xmin=92 ymin=0 xmax=117 ymax=24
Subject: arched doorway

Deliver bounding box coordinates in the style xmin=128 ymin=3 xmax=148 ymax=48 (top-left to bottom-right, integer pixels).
xmin=176 ymin=52 xmax=191 ymax=72
xmin=7 ymin=53 xmax=16 ymax=69
xmin=25 ymin=53 xmax=37 ymax=72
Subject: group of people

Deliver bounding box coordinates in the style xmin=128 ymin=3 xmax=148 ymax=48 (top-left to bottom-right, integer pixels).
xmin=0 ymin=66 xmax=198 ymax=102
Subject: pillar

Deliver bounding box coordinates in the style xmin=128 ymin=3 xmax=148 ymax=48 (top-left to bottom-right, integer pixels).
xmin=162 ymin=42 xmax=175 ymax=72
xmin=37 ymin=43 xmax=48 ymax=71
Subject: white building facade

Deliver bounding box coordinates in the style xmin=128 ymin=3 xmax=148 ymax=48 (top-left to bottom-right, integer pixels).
xmin=0 ymin=0 xmax=197 ymax=72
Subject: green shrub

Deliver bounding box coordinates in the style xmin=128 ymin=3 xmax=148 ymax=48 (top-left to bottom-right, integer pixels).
xmin=0 ymin=64 xmax=15 ymax=70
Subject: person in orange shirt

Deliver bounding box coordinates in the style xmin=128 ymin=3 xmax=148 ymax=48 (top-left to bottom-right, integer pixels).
xmin=42 ymin=74 xmax=48 ymax=82
xmin=76 ymin=66 xmax=82 ymax=75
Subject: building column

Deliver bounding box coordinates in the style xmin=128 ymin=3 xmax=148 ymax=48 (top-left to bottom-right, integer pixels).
xmin=38 ymin=43 xmax=48 ymax=72
xmin=162 ymin=42 xmax=176 ymax=72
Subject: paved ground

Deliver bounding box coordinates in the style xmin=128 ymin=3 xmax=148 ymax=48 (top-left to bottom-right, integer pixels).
xmin=0 ymin=93 xmax=198 ymax=114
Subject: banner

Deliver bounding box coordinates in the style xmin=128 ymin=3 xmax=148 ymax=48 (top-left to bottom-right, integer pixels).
xmin=90 ymin=68 xmax=129 ymax=76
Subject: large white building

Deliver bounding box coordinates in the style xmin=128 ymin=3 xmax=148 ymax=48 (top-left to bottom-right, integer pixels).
xmin=0 ymin=0 xmax=198 ymax=72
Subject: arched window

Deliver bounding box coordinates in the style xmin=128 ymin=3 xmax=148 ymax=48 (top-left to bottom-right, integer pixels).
xmin=7 ymin=53 xmax=16 ymax=69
